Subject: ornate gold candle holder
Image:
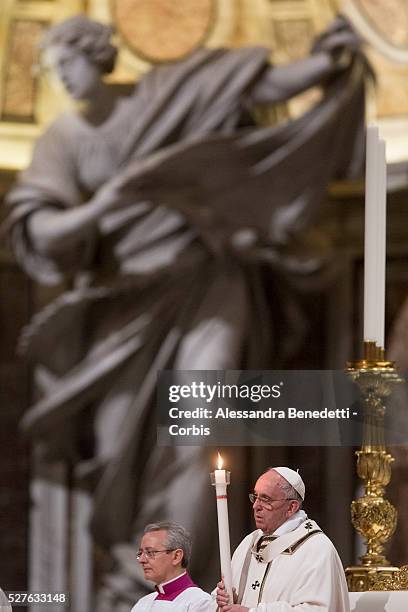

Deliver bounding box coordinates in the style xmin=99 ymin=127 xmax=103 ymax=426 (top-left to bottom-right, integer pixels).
xmin=345 ymin=341 xmax=403 ymax=591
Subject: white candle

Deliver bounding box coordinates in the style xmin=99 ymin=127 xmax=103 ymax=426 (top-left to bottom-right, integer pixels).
xmin=364 ymin=125 xmax=379 ymax=343
xmin=211 ymin=453 xmax=233 ymax=601
xmin=376 ymin=139 xmax=387 ymax=349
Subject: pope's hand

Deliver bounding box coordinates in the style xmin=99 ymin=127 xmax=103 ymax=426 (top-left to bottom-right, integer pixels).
xmin=216 ymin=580 xmax=229 ymax=609
xmin=216 ymin=581 xmax=241 ymax=610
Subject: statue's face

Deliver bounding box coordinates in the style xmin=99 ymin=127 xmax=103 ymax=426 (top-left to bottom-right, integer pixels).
xmin=47 ymin=43 xmax=102 ymax=101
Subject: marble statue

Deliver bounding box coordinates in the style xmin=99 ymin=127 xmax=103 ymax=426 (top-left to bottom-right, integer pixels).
xmin=0 ymin=588 xmax=11 ymax=612
xmin=5 ymin=14 xmax=370 ymax=610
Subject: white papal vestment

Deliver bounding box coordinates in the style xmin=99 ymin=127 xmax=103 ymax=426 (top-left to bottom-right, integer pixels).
xmin=213 ymin=511 xmax=350 ymax=612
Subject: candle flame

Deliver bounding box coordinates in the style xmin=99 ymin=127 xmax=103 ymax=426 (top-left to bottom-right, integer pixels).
xmin=217 ymin=452 xmax=223 ymax=470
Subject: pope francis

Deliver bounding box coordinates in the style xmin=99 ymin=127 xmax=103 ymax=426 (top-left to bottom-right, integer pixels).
xmin=214 ymin=467 xmax=350 ymax=612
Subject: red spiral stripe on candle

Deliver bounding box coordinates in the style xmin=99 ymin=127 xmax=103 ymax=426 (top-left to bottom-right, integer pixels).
xmin=216 ymin=495 xmax=228 ymax=499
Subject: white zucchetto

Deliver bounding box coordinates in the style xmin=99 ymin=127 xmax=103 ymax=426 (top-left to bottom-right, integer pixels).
xmin=272 ymin=466 xmax=305 ymax=500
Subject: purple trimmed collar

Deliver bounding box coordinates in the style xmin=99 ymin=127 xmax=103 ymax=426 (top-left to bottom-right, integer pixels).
xmin=155 ymin=572 xmax=197 ymax=601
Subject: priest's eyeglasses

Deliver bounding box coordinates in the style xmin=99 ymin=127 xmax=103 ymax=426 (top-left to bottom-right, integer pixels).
xmin=249 ymin=493 xmax=296 ymax=510
xmin=136 ymin=548 xmax=176 ymax=560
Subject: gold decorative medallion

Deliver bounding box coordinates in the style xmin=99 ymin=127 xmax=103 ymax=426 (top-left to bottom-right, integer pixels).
xmin=111 ymin=0 xmax=215 ymax=62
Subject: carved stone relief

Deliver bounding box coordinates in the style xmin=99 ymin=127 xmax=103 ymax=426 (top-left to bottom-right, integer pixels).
xmin=2 ymin=20 xmax=44 ymax=120
xmin=272 ymin=18 xmax=314 ymax=61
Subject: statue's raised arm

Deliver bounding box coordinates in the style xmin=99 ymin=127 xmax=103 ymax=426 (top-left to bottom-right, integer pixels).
xmin=249 ymin=15 xmax=365 ymax=104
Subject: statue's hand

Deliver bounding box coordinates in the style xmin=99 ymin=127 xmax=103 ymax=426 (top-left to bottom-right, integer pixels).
xmin=90 ymin=177 xmax=124 ymax=212
xmin=311 ymin=15 xmax=362 ymax=68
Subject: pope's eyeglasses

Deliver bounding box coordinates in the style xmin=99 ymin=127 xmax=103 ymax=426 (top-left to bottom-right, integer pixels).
xmin=136 ymin=548 xmax=175 ymax=560
xmin=248 ymin=493 xmax=296 ymax=509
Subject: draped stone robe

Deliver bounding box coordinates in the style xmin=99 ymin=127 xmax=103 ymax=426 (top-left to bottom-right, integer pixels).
xmin=5 ymin=42 xmax=367 ymax=606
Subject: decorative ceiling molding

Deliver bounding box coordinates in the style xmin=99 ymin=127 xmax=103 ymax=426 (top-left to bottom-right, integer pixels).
xmin=341 ymin=0 xmax=408 ymax=64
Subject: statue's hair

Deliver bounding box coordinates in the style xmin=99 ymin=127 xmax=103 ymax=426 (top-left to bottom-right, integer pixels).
xmin=41 ymin=15 xmax=117 ymax=74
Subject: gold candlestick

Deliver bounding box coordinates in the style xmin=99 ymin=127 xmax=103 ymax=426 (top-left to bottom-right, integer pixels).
xmin=345 ymin=341 xmax=402 ymax=591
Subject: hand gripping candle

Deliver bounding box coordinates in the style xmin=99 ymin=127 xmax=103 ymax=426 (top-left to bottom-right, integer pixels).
xmin=210 ymin=453 xmax=233 ymax=601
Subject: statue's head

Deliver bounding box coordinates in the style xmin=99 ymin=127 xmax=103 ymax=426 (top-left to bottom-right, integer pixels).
xmin=41 ymin=15 xmax=118 ymax=100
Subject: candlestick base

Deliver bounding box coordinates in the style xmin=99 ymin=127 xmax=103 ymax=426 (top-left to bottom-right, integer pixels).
xmin=345 ymin=344 xmax=404 ymax=591
xmin=346 ymin=565 xmax=400 ymax=592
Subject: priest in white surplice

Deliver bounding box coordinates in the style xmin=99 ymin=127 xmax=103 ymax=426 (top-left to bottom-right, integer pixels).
xmin=131 ymin=522 xmax=211 ymax=612
xmin=214 ymin=467 xmax=350 ymax=612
